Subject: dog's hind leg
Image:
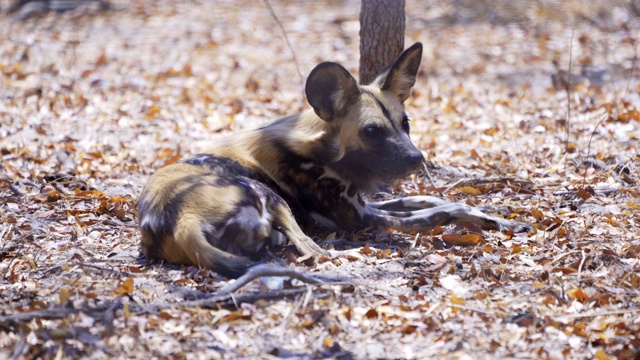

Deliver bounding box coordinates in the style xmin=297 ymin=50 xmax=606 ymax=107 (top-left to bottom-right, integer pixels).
xmin=267 ymin=197 xmax=328 ymax=259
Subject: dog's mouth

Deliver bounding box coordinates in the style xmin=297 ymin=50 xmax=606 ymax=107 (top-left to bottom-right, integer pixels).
xmin=373 ymin=157 xmax=424 ymax=183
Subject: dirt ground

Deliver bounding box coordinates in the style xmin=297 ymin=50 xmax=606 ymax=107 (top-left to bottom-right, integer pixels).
xmin=1 ymin=0 xmax=639 ymax=359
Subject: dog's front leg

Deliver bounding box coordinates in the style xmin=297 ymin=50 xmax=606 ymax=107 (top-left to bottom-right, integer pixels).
xmin=368 ymin=196 xmax=452 ymax=211
xmin=363 ymin=203 xmax=530 ymax=233
xmin=369 ymin=196 xmax=519 ymax=223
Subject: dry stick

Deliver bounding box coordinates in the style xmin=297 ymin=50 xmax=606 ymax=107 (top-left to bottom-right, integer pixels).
xmin=565 ymin=30 xmax=574 ymax=151
xmin=8 ymin=182 xmax=25 ymax=196
xmin=263 ymin=0 xmax=305 ymax=107
xmin=217 ymin=263 xmax=322 ymax=294
xmin=553 ymin=186 xmax=623 ymax=196
xmin=0 ymin=307 xmax=80 ymax=323
xmin=581 ymin=115 xmax=609 ymax=187
xmin=560 ymin=308 xmax=639 ymax=319
xmin=422 ymin=161 xmax=436 ymax=187
xmin=9 ymin=340 xmax=26 ymax=360
xmin=577 ymin=249 xmax=586 ymax=279
xmin=2 ymin=236 xmax=26 ymax=279
xmin=179 ymin=288 xmax=307 ymax=310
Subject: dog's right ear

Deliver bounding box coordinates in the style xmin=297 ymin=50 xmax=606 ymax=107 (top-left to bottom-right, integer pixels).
xmin=305 ymin=62 xmax=360 ymax=122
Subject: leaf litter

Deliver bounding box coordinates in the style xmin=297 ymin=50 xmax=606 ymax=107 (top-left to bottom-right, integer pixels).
xmin=1 ymin=0 xmax=639 ymax=358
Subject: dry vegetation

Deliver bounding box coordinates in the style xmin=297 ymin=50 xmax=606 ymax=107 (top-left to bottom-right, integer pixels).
xmin=1 ymin=0 xmax=639 ymax=358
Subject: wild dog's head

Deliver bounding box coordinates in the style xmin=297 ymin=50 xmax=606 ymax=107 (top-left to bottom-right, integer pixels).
xmin=305 ymin=42 xmax=424 ymax=191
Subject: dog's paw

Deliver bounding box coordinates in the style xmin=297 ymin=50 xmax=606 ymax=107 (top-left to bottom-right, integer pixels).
xmin=498 ymin=220 xmax=531 ymax=233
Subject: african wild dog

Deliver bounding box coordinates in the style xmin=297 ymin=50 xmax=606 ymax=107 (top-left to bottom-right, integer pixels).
xmin=136 ymin=43 xmax=530 ymax=278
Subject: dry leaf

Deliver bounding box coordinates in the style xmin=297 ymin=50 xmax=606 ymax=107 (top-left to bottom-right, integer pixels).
xmin=531 ymin=208 xmax=545 ymax=221
xmin=458 ymin=186 xmax=482 ymax=196
xmin=442 ymin=233 xmax=481 ymax=246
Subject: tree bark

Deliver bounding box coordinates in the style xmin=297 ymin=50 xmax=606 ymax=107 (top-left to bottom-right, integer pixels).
xmin=359 ymin=0 xmax=406 ymax=85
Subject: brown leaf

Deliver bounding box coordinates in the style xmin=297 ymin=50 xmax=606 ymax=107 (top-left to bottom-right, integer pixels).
xmin=442 ymin=233 xmax=481 ymax=247
xmin=531 ymin=208 xmax=545 ymax=222
xmin=567 ymin=288 xmax=589 ymax=302
xmin=145 ymin=105 xmax=161 ymax=119
xmin=364 ymin=309 xmax=378 ymax=319
xmin=576 ymin=187 xmax=592 ymax=200
xmin=360 ymin=244 xmax=373 ymax=255
xmin=59 ymin=287 xmax=70 ymax=305
xmin=115 ymin=277 xmax=134 ymax=295
xmin=402 ymin=325 xmax=418 ymax=335
xmin=595 ymin=349 xmax=612 ymax=360
xmin=458 ymin=186 xmax=482 ymax=196
xmin=450 ymin=293 xmax=465 ymax=305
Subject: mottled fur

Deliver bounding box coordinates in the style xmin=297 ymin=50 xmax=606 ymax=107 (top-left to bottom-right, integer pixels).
xmin=137 ymin=43 xmax=529 ymax=278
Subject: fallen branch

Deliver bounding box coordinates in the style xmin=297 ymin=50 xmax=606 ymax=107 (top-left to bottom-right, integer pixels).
xmin=179 ymin=288 xmax=308 ymax=310
xmin=582 ymin=115 xmax=609 ymax=187
xmin=8 ymin=182 xmax=25 ymax=196
xmin=217 ymin=263 xmax=322 ymax=294
xmin=0 ymin=307 xmax=81 ymax=324
xmin=553 ymin=186 xmax=624 ymax=196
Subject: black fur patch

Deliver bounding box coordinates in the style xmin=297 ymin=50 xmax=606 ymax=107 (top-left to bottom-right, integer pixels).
xmin=183 ymin=154 xmax=265 ymax=180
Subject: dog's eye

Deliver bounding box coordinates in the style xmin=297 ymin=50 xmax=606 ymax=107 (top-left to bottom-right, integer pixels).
xmin=363 ymin=125 xmax=384 ymax=139
xmin=402 ymin=114 xmax=410 ymax=133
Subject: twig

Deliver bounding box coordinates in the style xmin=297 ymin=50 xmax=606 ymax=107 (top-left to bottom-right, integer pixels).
xmin=449 ymin=303 xmax=505 ymax=316
xmin=0 ymin=225 xmax=11 ymax=252
xmin=442 ymin=179 xmax=465 ymax=194
xmin=9 ymin=340 xmax=26 ymax=360
xmin=101 ymin=299 xmax=122 ymax=335
xmin=577 ymin=249 xmax=586 ymax=279
xmin=180 ymin=288 xmax=307 ymax=310
xmin=50 ymin=181 xmax=69 ymax=194
xmin=553 ymin=186 xmax=623 ymax=196
xmin=424 ymin=301 xmax=442 ymax=316
xmin=582 ymin=115 xmax=608 ymax=187
xmin=2 ymin=236 xmax=26 ymax=279
xmin=0 ymin=307 xmax=80 ymax=323
xmin=217 ymin=263 xmax=322 ymax=294
xmin=80 ymin=263 xmax=136 ymax=277
xmin=422 ymin=161 xmax=436 ymax=187
xmin=550 ymin=250 xmax=581 ymax=265
xmin=559 ymin=308 xmax=639 ymax=319
xmin=263 ymin=0 xmax=304 ymax=107
xmin=565 ymin=30 xmax=574 ymax=150
xmin=8 ymin=182 xmax=25 ymax=196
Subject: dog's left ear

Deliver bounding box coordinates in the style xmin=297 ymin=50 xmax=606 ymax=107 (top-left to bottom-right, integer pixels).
xmin=375 ymin=42 xmax=423 ymax=103
xmin=306 ymin=62 xmax=360 ymax=122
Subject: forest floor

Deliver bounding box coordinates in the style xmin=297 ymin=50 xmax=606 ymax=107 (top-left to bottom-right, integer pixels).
xmin=1 ymin=0 xmax=639 ymax=359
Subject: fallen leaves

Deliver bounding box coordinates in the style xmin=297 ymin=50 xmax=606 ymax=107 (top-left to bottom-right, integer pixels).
xmin=442 ymin=233 xmax=482 ymax=247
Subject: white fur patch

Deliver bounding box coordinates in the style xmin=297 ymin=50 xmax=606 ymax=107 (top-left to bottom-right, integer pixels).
xmin=300 ymin=162 xmax=315 ymax=170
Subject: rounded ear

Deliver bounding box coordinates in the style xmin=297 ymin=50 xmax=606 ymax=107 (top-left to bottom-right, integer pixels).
xmin=305 ymin=62 xmax=360 ymax=122
xmin=377 ymin=42 xmax=423 ymax=103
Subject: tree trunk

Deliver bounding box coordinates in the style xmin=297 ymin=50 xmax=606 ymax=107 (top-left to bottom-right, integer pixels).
xmin=359 ymin=0 xmax=406 ymax=85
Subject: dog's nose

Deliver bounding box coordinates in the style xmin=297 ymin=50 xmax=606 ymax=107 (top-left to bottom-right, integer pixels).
xmin=405 ymin=150 xmax=424 ymax=168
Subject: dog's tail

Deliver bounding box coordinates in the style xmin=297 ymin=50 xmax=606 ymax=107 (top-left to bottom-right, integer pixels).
xmin=172 ymin=214 xmax=255 ymax=278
